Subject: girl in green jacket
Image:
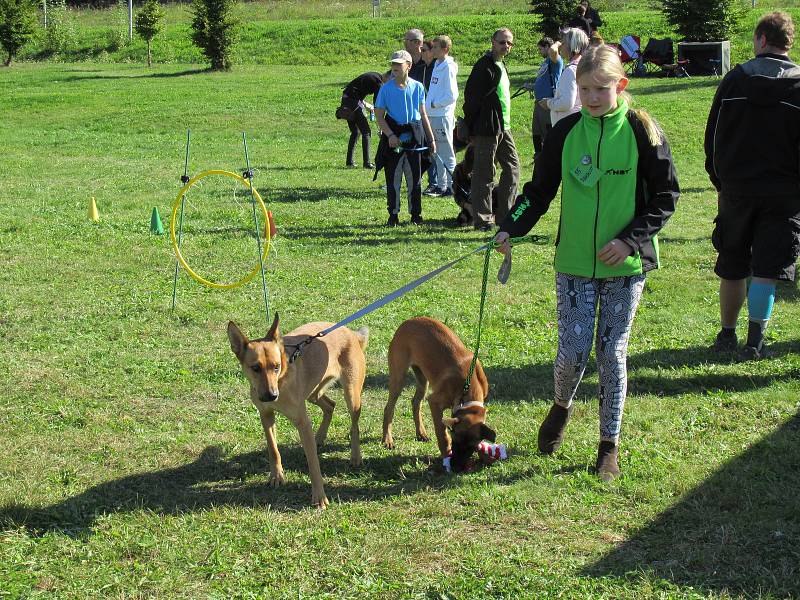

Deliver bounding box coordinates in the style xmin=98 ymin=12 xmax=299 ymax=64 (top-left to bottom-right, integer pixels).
xmin=495 ymin=44 xmax=680 ymax=480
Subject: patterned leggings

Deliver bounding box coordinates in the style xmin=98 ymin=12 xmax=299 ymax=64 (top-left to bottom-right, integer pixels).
xmin=554 ymin=273 xmax=646 ymax=442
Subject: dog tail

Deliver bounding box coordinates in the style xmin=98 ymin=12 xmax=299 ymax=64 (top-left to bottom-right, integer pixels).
xmin=355 ymin=326 xmax=369 ymax=350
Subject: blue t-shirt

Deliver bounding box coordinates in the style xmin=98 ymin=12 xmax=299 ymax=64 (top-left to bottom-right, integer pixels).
xmin=375 ymin=77 xmax=425 ymax=125
xmin=533 ymin=56 xmax=564 ymax=100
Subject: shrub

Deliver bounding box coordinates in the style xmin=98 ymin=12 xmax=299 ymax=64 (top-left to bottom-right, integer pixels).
xmin=661 ymin=0 xmax=746 ymax=41
xmin=105 ymin=0 xmax=129 ymax=51
xmin=134 ymin=0 xmax=164 ymax=66
xmin=529 ymin=0 xmax=574 ymax=39
xmin=0 ymin=0 xmax=37 ymax=65
xmin=43 ymin=0 xmax=76 ymax=55
xmin=191 ymin=0 xmax=237 ymax=71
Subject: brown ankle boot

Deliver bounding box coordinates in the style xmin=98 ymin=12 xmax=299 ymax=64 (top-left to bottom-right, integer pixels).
xmin=596 ymin=441 xmax=620 ymax=481
xmin=537 ymin=403 xmax=573 ymax=454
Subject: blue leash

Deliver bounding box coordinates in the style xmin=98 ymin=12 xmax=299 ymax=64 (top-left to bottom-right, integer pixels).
xmin=287 ymin=241 xmax=490 ymax=362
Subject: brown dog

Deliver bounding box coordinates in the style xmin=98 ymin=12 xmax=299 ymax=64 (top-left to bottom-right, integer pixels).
xmin=227 ymin=314 xmax=368 ymax=509
xmin=382 ymin=316 xmax=494 ymax=472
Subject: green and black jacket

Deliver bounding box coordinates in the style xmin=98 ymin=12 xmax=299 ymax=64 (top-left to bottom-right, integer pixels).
xmin=500 ymin=99 xmax=679 ymax=278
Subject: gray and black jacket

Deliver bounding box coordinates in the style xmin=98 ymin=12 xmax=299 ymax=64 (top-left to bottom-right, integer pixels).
xmin=704 ymin=53 xmax=800 ymax=196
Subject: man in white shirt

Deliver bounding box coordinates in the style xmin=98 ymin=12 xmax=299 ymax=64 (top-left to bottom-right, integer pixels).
xmin=424 ymin=35 xmax=459 ymax=196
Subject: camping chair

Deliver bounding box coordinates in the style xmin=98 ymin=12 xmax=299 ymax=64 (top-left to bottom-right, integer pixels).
xmin=619 ymin=35 xmax=642 ymax=76
xmin=641 ymin=38 xmax=675 ymax=75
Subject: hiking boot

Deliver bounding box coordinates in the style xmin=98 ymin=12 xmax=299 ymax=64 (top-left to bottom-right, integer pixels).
xmin=711 ymin=330 xmax=737 ymax=352
xmin=386 ymin=215 xmax=400 ymax=227
xmin=595 ymin=441 xmax=620 ymax=482
xmin=537 ymin=403 xmax=574 ymax=454
xmin=410 ymin=214 xmax=424 ymax=225
xmin=738 ymin=342 xmax=770 ymax=362
xmin=422 ymin=184 xmax=439 ymax=196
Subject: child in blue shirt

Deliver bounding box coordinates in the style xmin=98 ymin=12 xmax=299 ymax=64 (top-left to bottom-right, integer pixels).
xmin=375 ymin=50 xmax=436 ymax=226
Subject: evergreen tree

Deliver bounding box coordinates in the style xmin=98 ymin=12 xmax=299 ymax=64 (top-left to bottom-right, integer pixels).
xmin=135 ymin=0 xmax=165 ymax=67
xmin=661 ymin=0 xmax=745 ymax=41
xmin=0 ymin=0 xmax=37 ymax=66
xmin=529 ymin=0 xmax=574 ymax=40
xmin=191 ymin=0 xmax=238 ymax=71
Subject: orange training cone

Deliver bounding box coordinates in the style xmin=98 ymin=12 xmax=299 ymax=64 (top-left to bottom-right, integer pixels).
xmin=89 ymin=197 xmax=99 ymax=222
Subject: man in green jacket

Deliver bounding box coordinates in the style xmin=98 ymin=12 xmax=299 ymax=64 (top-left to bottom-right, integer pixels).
xmin=462 ymin=27 xmax=521 ymax=232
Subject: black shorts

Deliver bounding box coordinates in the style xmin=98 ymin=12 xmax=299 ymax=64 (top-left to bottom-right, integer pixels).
xmin=712 ymin=192 xmax=800 ymax=281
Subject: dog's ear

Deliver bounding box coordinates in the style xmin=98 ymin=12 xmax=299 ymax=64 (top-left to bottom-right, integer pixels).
xmin=442 ymin=417 xmax=459 ymax=428
xmin=266 ymin=312 xmax=281 ymax=342
xmin=227 ymin=321 xmax=249 ymax=358
xmin=480 ymin=423 xmax=497 ymax=443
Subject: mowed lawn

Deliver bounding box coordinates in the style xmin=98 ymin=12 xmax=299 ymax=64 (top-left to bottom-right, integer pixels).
xmin=1 ymin=61 xmax=799 ymax=599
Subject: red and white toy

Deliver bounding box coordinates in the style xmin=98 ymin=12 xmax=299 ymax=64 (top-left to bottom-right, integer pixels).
xmin=442 ymin=440 xmax=508 ymax=473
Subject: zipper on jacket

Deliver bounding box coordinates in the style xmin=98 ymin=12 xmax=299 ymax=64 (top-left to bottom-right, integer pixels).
xmin=592 ymin=117 xmax=605 ymax=278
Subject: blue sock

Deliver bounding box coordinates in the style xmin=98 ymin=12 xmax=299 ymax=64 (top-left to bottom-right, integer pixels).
xmin=747 ymin=281 xmax=776 ymax=347
xmin=748 ymin=281 xmax=776 ymax=322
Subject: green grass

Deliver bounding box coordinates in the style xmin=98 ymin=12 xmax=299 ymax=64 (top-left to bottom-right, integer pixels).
xmin=1 ymin=49 xmax=800 ymax=600
xmin=13 ymin=5 xmax=800 ymax=66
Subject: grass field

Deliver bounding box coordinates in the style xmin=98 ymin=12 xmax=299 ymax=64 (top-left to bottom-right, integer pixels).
xmin=2 ymin=14 xmax=800 ymax=600
xmin=13 ymin=5 xmax=800 ymax=66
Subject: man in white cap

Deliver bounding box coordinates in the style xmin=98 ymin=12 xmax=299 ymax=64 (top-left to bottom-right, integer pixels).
xmin=375 ymin=49 xmax=436 ymax=226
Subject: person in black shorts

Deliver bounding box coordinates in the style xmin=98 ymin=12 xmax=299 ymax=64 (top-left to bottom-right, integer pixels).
xmin=704 ymin=12 xmax=800 ymax=360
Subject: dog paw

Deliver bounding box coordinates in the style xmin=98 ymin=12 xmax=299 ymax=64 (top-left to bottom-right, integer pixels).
xmin=269 ymin=471 xmax=287 ymax=487
xmin=312 ymin=493 xmax=330 ymax=510
xmin=416 ymin=432 xmax=430 ymax=443
xmin=382 ymin=436 xmax=395 ymax=449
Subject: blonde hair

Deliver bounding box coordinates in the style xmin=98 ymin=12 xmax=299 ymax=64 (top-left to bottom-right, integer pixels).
xmin=433 ymin=34 xmax=452 ymax=50
xmin=576 ymin=44 xmax=663 ymax=146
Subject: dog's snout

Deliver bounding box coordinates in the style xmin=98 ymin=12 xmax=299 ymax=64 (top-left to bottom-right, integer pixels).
xmin=260 ymin=390 xmax=279 ymax=403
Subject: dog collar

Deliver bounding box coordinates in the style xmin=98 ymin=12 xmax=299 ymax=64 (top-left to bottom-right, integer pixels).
xmin=452 ymin=400 xmax=484 ymax=416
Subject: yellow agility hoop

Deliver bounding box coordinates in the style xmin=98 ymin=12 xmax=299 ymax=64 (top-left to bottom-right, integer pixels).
xmin=171 ymin=169 xmax=271 ymax=290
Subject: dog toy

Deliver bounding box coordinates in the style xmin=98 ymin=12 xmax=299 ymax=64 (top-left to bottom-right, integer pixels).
xmin=442 ymin=441 xmax=508 ymax=473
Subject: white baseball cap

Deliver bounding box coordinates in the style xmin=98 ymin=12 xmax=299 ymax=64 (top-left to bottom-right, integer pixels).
xmin=390 ymin=50 xmax=412 ymax=64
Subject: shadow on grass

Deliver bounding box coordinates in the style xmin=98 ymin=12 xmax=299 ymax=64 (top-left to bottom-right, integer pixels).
xmin=57 ymin=68 xmax=210 ymax=82
xmin=282 ymin=219 xmax=550 ymax=246
xmin=0 ymin=443 xmax=535 ymax=537
xmin=481 ymin=340 xmax=800 ymax=402
xmin=583 ymin=409 xmax=800 ymax=597
xmin=631 ymin=77 xmax=720 ymax=95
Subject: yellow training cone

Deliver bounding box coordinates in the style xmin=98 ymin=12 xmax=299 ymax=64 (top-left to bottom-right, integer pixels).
xmin=89 ymin=197 xmax=99 ymax=222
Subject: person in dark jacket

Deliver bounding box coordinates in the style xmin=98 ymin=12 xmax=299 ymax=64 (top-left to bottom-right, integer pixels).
xmin=462 ymin=27 xmax=521 ymax=231
xmin=568 ymin=5 xmax=593 ymax=38
xmin=580 ymin=0 xmax=603 ymax=33
xmin=704 ymin=11 xmax=800 ymax=360
xmin=341 ymin=71 xmax=389 ymax=169
xmin=404 ymin=29 xmax=427 ymax=83
xmin=494 ymin=45 xmax=679 ymax=481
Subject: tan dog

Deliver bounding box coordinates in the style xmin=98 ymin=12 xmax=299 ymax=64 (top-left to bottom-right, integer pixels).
xmin=382 ymin=316 xmax=494 ymax=472
xmin=227 ymin=314 xmax=368 ymax=509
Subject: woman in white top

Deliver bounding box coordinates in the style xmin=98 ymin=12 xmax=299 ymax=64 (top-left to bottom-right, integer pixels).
xmin=542 ymin=28 xmax=590 ymax=126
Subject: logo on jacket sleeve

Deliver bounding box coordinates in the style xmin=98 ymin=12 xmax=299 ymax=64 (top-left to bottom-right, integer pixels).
xmin=510 ymin=197 xmax=531 ymax=221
